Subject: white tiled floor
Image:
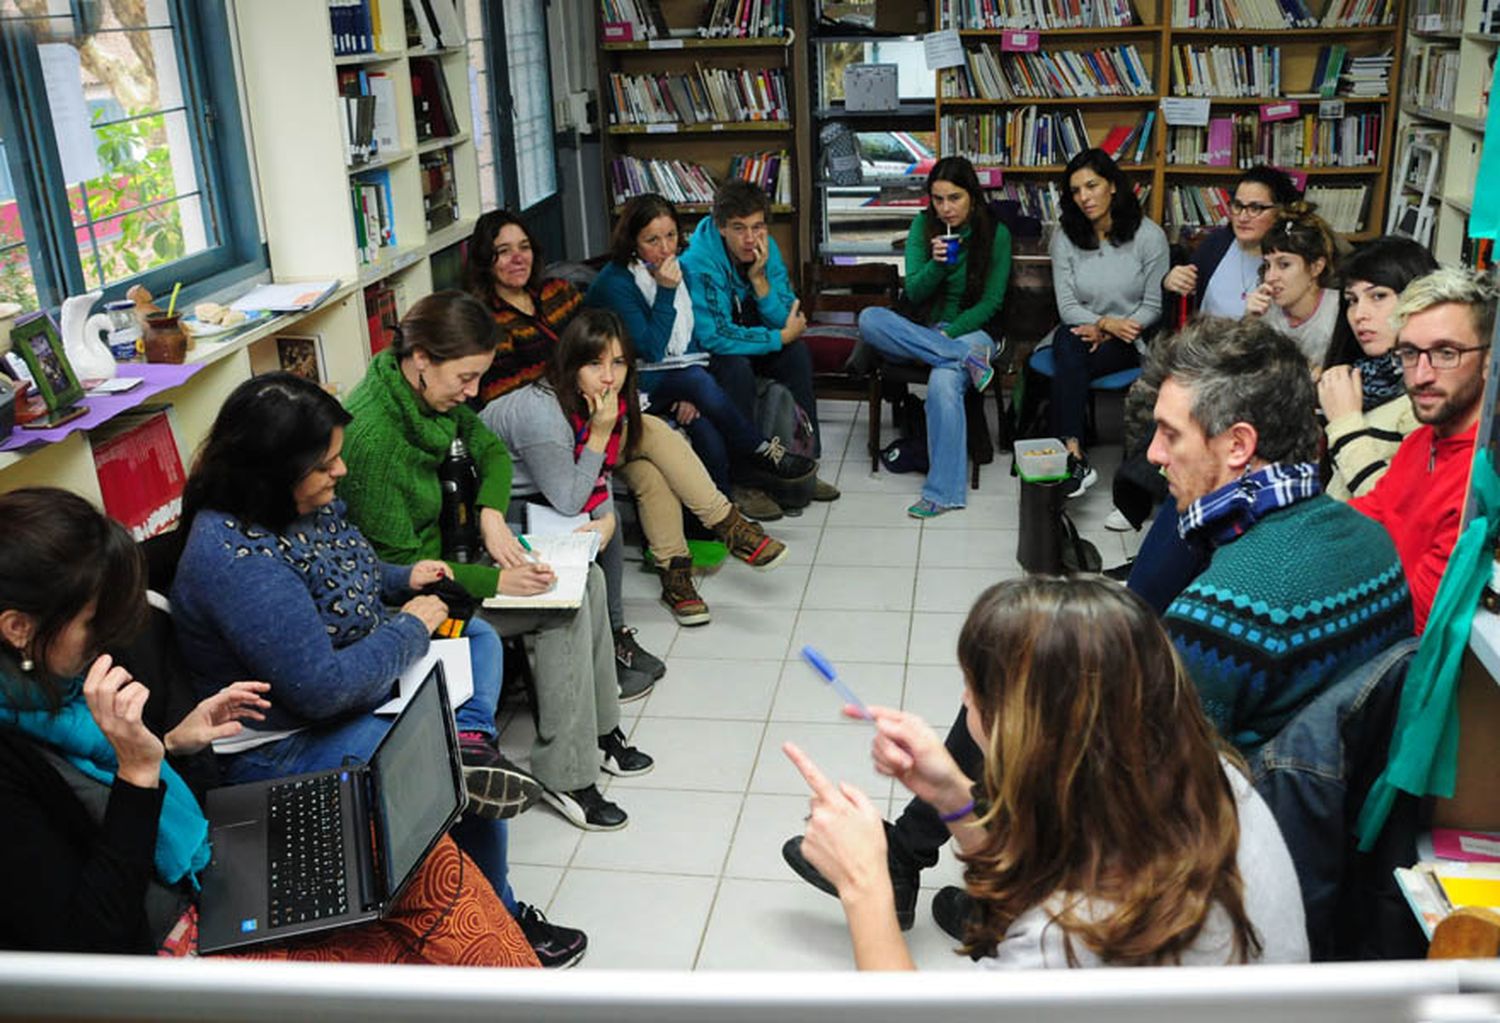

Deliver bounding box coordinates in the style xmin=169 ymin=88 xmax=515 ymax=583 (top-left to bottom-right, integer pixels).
xmin=497 ymin=393 xmax=1145 ymax=970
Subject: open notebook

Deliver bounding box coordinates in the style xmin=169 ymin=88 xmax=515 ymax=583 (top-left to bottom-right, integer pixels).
xmin=482 ymin=531 xmax=601 ymax=610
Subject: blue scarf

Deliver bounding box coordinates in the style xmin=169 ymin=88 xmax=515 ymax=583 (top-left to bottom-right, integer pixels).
xmin=0 ymin=676 xmax=211 ymax=888
xmin=1178 ymin=462 xmax=1322 ymax=547
xmin=1353 ymin=352 xmax=1406 ymax=411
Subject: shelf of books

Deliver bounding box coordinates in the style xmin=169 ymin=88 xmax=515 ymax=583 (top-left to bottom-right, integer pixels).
xmin=1393 ymin=0 xmax=1495 ymax=264
xmin=596 ymin=0 xmax=803 ymax=267
xmin=934 ymin=0 xmax=1405 ymax=240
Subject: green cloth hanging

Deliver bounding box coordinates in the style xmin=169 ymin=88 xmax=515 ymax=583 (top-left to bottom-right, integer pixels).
xmin=1357 ymin=448 xmax=1500 ymax=849
xmin=1469 ymin=57 xmax=1500 ymax=240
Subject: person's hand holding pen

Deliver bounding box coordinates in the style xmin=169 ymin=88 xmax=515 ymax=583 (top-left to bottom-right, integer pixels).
xmin=497 ymin=535 xmax=555 ymax=597
xmin=480 ymin=506 xmax=530 ymax=568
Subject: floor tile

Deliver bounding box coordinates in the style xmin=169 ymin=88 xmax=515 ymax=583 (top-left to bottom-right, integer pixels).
xmin=823 ymin=490 xmax=920 ymax=529
xmin=802 ymin=564 xmax=915 ymax=612
xmin=506 ymin=799 xmax=584 ymax=866
xmin=572 ymin=787 xmax=743 ymax=876
xmin=914 ymin=565 xmax=1017 ymax=614
xmin=771 ymin=658 xmax=905 ymax=724
xmin=611 ymin=716 xmax=764 ymax=793
xmin=641 ymin=656 xmax=781 ymax=721
xmin=699 ymin=562 xmax=812 ymax=609
xmin=816 ymin=525 xmax=920 ymax=567
xmin=507 ymin=863 xmax=564 ymax=911
xmin=695 ymin=878 xmax=859 ymax=970
xmin=667 ymin=606 xmax=798 ymax=661
xmin=752 ymin=721 xmax=894 ymax=801
xmin=722 ymin=792 xmax=818 ymax=882
xmin=549 ymin=869 xmax=717 ymax=970
xmin=901 ymin=663 xmax=966 ymax=728
xmin=790 ymin=608 xmax=911 ymax=664
xmin=907 ymin=612 xmax=967 ymax=666
xmin=754 ymin=524 xmax=823 ymax=567
xmin=832 ymin=458 xmax=924 ymax=495
xmin=918 ymin=528 xmax=1021 ymax=569
xmin=921 ymin=491 xmax=1019 ymax=529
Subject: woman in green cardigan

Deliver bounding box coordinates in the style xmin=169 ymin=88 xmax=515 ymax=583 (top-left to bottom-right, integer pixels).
xmin=340 ymin=291 xmax=653 ymax=834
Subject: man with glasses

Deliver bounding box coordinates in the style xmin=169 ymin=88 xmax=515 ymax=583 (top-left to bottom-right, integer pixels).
xmin=1350 ymin=267 xmax=1496 ymax=633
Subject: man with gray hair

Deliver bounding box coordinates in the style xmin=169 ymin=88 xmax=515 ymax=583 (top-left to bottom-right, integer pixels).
xmin=1149 ymin=316 xmax=1413 ymax=755
xmin=1350 ymin=267 xmax=1495 ymax=633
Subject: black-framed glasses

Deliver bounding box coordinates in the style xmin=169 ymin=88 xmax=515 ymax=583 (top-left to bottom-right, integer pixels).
xmin=1393 ymin=344 xmax=1491 ymax=370
xmin=1228 ymin=200 xmax=1277 ymax=217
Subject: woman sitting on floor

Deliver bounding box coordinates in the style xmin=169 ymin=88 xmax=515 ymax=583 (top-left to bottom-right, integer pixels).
xmin=0 ymin=487 xmax=536 ymax=965
xmin=786 ymin=576 xmax=1308 ymax=969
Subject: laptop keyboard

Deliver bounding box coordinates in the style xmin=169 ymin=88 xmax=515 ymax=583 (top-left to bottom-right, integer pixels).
xmin=267 ymin=774 xmax=350 ymax=928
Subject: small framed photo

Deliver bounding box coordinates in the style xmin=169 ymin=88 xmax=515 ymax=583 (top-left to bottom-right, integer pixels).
xmin=12 ymin=313 xmax=84 ymax=415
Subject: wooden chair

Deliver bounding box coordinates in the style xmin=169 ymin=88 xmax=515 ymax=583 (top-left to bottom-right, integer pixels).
xmin=1429 ymin=906 xmax=1500 ymax=959
xmin=800 ymin=261 xmax=898 ymax=472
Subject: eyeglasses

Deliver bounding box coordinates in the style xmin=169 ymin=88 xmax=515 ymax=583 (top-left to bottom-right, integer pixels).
xmin=1228 ymin=200 xmax=1277 ymax=217
xmin=1393 ymin=343 xmax=1491 ymax=369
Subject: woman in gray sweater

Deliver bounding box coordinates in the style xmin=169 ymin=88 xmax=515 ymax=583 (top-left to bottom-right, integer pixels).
xmin=1044 ymin=149 xmax=1169 ymax=498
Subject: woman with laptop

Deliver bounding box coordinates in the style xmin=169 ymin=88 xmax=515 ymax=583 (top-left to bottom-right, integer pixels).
xmin=0 ymin=487 xmax=536 ymax=962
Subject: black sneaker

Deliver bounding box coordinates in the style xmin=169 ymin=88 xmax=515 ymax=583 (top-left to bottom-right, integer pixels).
xmin=514 ymin=902 xmax=588 ymax=969
xmin=598 ymin=726 xmax=654 ymax=777
xmin=749 ymin=436 xmax=817 ymax=482
xmin=1061 ymin=454 xmax=1098 ymax=499
xmin=781 ymin=826 xmax=920 ymax=930
xmin=932 ymin=884 xmax=977 ymax=942
xmin=617 ymin=665 xmax=656 ymax=703
xmin=615 ymin=626 xmax=665 ymax=681
xmin=542 ymin=783 xmax=628 ymax=831
xmin=457 ymin=735 xmax=543 ymax=820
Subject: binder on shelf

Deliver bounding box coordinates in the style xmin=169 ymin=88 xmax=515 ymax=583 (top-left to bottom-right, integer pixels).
xmin=91 ymin=406 xmax=186 ymax=541
xmin=329 ymin=0 xmax=375 ymax=57
xmin=365 ymin=283 xmax=401 ymax=356
xmin=420 ymin=147 xmax=460 ymax=233
xmin=410 ymin=57 xmax=459 ymax=140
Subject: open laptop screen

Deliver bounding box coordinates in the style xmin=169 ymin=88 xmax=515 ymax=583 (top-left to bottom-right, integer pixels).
xmin=369 ymin=665 xmax=463 ymax=899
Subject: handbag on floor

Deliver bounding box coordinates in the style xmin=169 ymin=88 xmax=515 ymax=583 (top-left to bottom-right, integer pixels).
xmin=1017 ymin=479 xmax=1102 ymax=575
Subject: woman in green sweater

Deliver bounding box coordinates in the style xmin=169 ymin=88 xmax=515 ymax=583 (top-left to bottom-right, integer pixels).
xmin=857 ymin=156 xmax=1012 ymax=518
xmin=340 ymin=291 xmax=653 ymax=835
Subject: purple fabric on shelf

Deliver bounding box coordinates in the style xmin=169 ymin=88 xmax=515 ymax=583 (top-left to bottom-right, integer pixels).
xmin=0 ymin=362 xmax=201 ymax=452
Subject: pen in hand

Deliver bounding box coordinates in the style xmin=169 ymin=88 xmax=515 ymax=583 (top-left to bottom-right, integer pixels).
xmin=800 ymin=645 xmax=875 ymax=722
xmin=517 ymin=534 xmax=541 ymax=566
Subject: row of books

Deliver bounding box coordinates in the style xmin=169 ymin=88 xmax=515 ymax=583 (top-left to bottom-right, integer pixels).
xmin=1170 ymin=44 xmax=1281 ymax=98
xmin=411 ymin=57 xmax=461 ymax=140
xmin=942 ymin=44 xmax=1153 ymax=101
xmin=1171 ymin=0 xmax=1316 ymax=30
xmin=1407 ymin=0 xmax=1464 ymax=33
xmin=1405 ymin=43 xmax=1461 ymax=112
xmin=328 ymin=0 xmax=379 ymax=56
xmin=1165 ymin=182 xmax=1368 ymax=231
xmin=727 ymin=150 xmax=792 ymax=204
xmin=599 ymin=0 xmax=670 ymax=39
xmin=940 ymin=107 xmax=1091 ymax=167
xmin=605 ymin=153 xmax=789 ymax=208
xmin=1311 ymin=46 xmax=1392 ymax=99
xmin=404 ymin=0 xmax=464 ymax=50
xmin=1166 ymin=109 xmax=1384 ymax=168
xmin=605 ymin=67 xmax=789 ymax=126
xmin=702 ymin=0 xmax=790 ymax=37
xmin=351 ymin=169 xmax=397 ymax=266
xmin=937 ymin=0 xmax=1139 ymax=29
xmin=420 ymin=148 xmax=460 ymax=233
xmin=1099 ymin=109 xmax=1157 ymax=163
xmin=337 ymin=68 xmax=399 ymax=166
xmin=1320 ymin=0 xmax=1397 ymax=25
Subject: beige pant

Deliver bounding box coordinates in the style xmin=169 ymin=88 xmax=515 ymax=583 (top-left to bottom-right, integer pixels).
xmin=617 ymin=415 xmax=732 ymax=563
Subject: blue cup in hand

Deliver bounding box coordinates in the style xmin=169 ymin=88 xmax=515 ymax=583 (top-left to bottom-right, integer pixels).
xmin=942 ymin=234 xmax=961 ymax=265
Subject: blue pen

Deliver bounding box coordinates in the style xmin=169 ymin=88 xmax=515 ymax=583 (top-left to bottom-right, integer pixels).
xmin=800 ymin=645 xmax=874 ymax=721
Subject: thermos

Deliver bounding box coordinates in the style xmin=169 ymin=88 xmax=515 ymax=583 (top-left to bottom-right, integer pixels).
xmin=438 ymin=437 xmax=479 ymax=562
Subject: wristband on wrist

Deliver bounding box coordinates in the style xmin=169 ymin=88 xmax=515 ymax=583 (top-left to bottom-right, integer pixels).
xmin=939 ymin=799 xmax=976 ymax=823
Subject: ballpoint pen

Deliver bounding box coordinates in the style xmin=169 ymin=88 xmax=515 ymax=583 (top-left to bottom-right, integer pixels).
xmin=799 ymin=645 xmax=875 ymax=722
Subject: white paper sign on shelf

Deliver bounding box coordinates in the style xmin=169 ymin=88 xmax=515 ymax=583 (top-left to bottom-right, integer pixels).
xmin=38 ymin=44 xmax=101 ymax=185
xmin=1319 ymin=99 xmax=1346 ymax=120
xmin=1159 ymin=97 xmax=1211 ymax=127
xmin=923 ymin=29 xmax=964 ymax=70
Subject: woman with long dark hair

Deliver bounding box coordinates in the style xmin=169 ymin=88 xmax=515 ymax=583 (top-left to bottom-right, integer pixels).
xmin=857 ymin=156 xmax=1013 ymax=518
xmin=1046 ymin=148 xmax=1169 ymax=497
xmin=785 ymin=576 xmax=1308 ymax=969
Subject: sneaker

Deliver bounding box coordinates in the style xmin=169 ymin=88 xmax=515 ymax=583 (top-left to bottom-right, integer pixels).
xmin=750 ymin=436 xmax=817 ymax=482
xmin=781 ymin=827 xmax=920 ymax=930
xmin=457 ymin=734 xmax=543 ymax=820
xmin=1104 ymin=508 xmax=1135 ymax=532
xmin=963 ymin=345 xmax=995 ymax=393
xmin=542 ymin=783 xmax=628 ymax=831
xmin=617 ymin=665 xmax=655 ymax=703
xmin=812 ymin=477 xmax=840 ymax=502
xmin=932 ymin=885 xmax=977 ymax=943
xmin=615 ymin=625 xmax=666 ymax=680
xmin=713 ymin=507 xmax=788 ymax=571
xmin=658 ymin=556 xmax=712 ymax=626
xmin=731 ymin=485 xmax=784 ymax=522
xmin=514 ymin=902 xmax=588 ymax=969
xmin=598 ymin=726 xmax=654 ymax=777
xmin=907 ymin=497 xmax=955 ymax=519
xmin=1061 ymin=454 xmax=1098 ymax=499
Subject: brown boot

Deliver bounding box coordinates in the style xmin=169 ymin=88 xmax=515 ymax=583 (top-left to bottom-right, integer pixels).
xmin=731 ymin=484 xmax=783 ymax=522
xmin=713 ymin=506 xmax=789 ymax=571
xmin=659 ymin=556 xmax=711 ymax=626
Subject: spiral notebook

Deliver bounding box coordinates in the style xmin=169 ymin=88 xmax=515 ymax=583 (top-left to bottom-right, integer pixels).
xmin=481 ymin=531 xmax=601 ymax=610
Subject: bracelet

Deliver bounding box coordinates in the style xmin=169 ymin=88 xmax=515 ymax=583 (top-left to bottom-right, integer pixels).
xmin=939 ymin=799 xmax=976 ymax=823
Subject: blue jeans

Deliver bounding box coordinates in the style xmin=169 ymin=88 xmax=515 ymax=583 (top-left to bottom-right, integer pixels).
xmin=220 ymin=617 xmax=514 ymax=911
xmin=708 ymin=343 xmax=822 ymax=458
xmin=1046 ymin=324 xmax=1141 ymax=445
xmin=858 ymin=306 xmax=992 ymax=508
xmin=644 ymin=364 xmax=764 ymax=484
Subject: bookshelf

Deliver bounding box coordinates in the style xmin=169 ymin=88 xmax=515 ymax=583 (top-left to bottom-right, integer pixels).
xmin=1391 ymin=0 xmax=1495 ymax=264
xmin=932 ymin=0 xmax=1408 ymax=241
xmin=594 ymin=0 xmax=804 ymax=269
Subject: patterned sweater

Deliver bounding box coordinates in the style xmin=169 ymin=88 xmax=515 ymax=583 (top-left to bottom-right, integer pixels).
xmin=170 ymin=501 xmax=430 ymax=734
xmin=1166 ymin=495 xmax=1413 ymax=756
xmin=477 ymin=278 xmax=583 ymax=405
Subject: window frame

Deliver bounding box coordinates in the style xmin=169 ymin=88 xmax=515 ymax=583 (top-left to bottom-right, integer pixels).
xmin=0 ymin=0 xmax=263 ymax=312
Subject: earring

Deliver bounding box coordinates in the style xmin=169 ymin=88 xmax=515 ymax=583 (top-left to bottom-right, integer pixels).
xmin=15 ymin=646 xmax=33 ymax=673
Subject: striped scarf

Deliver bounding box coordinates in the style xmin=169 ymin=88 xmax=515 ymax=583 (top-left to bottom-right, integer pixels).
xmin=569 ymin=396 xmax=627 ymax=514
xmin=1179 ymin=462 xmax=1322 ymax=547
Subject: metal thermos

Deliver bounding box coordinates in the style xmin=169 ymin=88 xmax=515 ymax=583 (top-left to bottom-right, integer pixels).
xmin=438 ymin=437 xmax=479 ymax=563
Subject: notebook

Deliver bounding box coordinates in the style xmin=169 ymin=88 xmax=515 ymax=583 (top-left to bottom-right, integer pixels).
xmin=482 ymin=531 xmax=601 ymax=610
xmin=196 ymin=664 xmax=464 ymax=953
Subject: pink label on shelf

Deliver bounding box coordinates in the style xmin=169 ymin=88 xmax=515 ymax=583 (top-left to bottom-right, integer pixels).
xmin=1260 ymin=101 xmax=1300 ymax=122
xmin=1000 ymin=30 xmax=1040 ymax=52
xmin=976 ymin=167 xmax=1004 ymax=187
xmin=1277 ymin=167 xmax=1309 ymax=190
xmin=602 ymin=21 xmax=634 ymax=42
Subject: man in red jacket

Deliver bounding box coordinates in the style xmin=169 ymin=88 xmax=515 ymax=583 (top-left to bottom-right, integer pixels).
xmin=1349 ymin=267 xmax=1496 ymax=633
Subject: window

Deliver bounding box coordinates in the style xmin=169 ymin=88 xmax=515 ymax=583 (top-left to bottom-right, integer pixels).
xmin=462 ymin=0 xmax=504 ymax=211
xmin=500 ymin=0 xmax=555 ymax=211
xmin=0 ymin=0 xmax=261 ymax=312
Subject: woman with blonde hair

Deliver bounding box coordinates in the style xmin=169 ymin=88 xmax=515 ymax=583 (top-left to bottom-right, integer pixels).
xmin=786 ymin=576 xmax=1308 ymax=969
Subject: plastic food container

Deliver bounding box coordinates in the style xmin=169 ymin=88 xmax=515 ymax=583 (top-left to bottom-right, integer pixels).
xmin=1015 ymin=437 xmax=1069 ymax=483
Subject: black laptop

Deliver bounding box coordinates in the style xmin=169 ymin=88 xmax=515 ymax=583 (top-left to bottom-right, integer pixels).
xmin=197 ymin=664 xmax=464 ymax=953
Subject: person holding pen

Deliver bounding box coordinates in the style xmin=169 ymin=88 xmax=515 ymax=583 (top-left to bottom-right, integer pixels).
xmin=785 ymin=577 xmax=1308 ymax=969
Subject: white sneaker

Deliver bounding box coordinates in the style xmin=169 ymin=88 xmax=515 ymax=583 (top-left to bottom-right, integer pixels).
xmin=1104 ymin=509 xmax=1135 ymax=532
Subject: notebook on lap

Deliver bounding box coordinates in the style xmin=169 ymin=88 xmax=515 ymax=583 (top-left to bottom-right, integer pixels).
xmin=197 ymin=664 xmax=464 ymax=953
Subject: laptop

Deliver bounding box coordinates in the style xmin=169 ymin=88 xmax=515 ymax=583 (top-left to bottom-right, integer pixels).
xmin=197 ymin=664 xmax=465 ymax=953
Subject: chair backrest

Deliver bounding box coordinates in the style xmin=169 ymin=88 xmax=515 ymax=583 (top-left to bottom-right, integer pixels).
xmin=803 ymin=261 xmax=899 ymax=319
